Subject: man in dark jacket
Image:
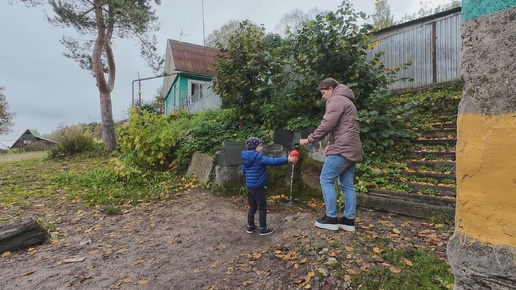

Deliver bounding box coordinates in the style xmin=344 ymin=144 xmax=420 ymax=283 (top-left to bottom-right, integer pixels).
xmin=300 ymin=78 xmax=363 ymax=232
xmin=242 ymin=137 xmax=298 ymax=235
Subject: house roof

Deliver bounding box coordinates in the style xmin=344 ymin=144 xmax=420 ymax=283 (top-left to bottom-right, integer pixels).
xmin=15 ymin=129 xmax=58 ymax=145
xmin=0 ymin=142 xmax=9 ymax=151
xmin=168 ymin=39 xmax=220 ymax=76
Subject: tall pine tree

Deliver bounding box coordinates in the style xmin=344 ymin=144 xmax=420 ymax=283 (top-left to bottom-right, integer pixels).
xmin=16 ymin=0 xmax=163 ymax=152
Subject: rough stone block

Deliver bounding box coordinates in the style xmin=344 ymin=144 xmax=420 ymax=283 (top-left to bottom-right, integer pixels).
xmin=300 ymin=128 xmax=316 ymax=138
xmin=186 ymin=152 xmax=214 ymax=184
xmin=274 ymin=128 xmax=295 ymax=145
xmin=218 ymin=141 xmax=246 ymax=166
xmin=213 ymin=165 xmax=244 ymax=186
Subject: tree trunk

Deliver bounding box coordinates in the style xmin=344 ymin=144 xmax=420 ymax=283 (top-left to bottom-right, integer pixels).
xmin=92 ymin=0 xmax=117 ymax=153
xmin=100 ymin=90 xmax=117 ymax=152
xmin=0 ymin=219 xmax=49 ymax=253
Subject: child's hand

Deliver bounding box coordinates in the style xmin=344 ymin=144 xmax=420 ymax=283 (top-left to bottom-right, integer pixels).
xmin=289 ymin=150 xmax=299 ymax=164
xmin=288 ymin=156 xmax=298 ymax=164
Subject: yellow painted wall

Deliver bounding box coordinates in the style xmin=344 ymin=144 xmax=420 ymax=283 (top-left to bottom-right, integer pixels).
xmin=456 ymin=113 xmax=516 ymax=246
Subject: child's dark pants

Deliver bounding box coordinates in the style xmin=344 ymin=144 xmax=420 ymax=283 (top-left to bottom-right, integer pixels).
xmin=247 ymin=187 xmax=267 ymax=229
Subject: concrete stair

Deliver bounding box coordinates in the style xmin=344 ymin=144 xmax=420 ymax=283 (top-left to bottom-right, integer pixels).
xmin=358 ymin=113 xmax=457 ymax=219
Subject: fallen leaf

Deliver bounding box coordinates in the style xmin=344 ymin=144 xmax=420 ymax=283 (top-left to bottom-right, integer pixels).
xmin=304 ymin=272 xmax=315 ymax=284
xmin=115 ymin=248 xmax=128 ymax=254
xmin=1 ymin=251 xmax=11 ymax=257
xmin=373 ymin=247 xmax=384 ymax=254
xmin=393 ymin=228 xmax=401 ymax=234
xmin=401 ymin=258 xmax=413 ymax=266
xmin=390 ymin=266 xmax=402 ymax=273
xmin=242 ymin=280 xmax=253 ymax=286
xmin=123 ymin=278 xmax=132 ymax=283
xmin=248 ymin=252 xmax=262 ymax=261
xmin=21 ymin=271 xmax=35 ymax=276
xmin=293 ymin=277 xmax=306 ymax=284
xmin=226 ymin=267 xmax=234 ymax=275
xmin=64 ymin=257 xmax=85 ymax=263
xmin=344 ymin=275 xmax=352 ymax=281
xmin=138 ymin=280 xmax=148 ymax=285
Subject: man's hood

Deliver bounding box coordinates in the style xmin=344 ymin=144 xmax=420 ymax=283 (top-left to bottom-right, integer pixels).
xmin=333 ymin=84 xmax=355 ymax=101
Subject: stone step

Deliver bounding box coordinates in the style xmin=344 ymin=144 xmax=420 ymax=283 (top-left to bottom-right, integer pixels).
xmin=410 ymin=151 xmax=456 ymax=161
xmin=404 ymin=160 xmax=456 ymax=171
xmin=358 ymin=192 xmax=455 ymax=219
xmin=400 ymin=171 xmax=456 ymax=183
xmin=431 ymin=122 xmax=457 ymax=129
xmin=417 ymin=129 xmax=456 ymax=139
xmin=393 ymin=182 xmax=456 ymax=197
xmin=412 ymin=139 xmax=457 ymax=146
xmin=368 ymin=188 xmax=456 ymax=206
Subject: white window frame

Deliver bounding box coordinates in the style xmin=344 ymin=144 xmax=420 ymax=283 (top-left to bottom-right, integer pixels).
xmin=188 ymin=80 xmax=207 ymax=104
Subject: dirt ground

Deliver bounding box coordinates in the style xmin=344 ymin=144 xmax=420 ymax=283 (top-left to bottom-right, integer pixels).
xmin=0 ymin=153 xmax=453 ymax=289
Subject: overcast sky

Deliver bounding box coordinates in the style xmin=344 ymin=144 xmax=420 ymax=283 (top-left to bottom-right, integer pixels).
xmin=0 ymin=0 xmax=453 ymax=147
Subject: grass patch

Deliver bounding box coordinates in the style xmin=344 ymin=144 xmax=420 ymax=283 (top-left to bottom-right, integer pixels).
xmin=0 ymin=155 xmax=198 ymax=211
xmin=441 ymin=178 xmax=456 ymax=185
xmin=352 ymin=246 xmax=454 ymax=289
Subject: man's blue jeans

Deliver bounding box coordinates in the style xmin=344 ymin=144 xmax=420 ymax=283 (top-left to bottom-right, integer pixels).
xmin=319 ymin=154 xmax=356 ymax=219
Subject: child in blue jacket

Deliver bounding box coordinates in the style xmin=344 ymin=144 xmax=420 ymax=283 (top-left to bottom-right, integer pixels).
xmin=241 ymin=137 xmax=298 ymax=235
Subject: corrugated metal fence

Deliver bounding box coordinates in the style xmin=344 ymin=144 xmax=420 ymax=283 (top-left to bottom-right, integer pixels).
xmin=367 ymin=7 xmax=461 ymax=90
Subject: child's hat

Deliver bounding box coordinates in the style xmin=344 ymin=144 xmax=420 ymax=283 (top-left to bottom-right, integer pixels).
xmin=245 ymin=137 xmax=262 ymax=150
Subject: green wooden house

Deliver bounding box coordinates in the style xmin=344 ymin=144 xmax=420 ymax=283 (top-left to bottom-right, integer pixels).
xmin=162 ymin=39 xmax=221 ymax=114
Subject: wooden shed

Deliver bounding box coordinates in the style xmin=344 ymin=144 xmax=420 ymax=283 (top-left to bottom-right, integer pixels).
xmin=10 ymin=129 xmax=57 ymax=151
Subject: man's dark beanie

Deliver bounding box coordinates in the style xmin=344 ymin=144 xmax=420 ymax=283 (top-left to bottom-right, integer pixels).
xmin=245 ymin=137 xmax=262 ymax=150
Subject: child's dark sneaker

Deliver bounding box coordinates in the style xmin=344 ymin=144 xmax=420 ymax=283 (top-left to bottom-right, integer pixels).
xmin=338 ymin=217 xmax=355 ymax=232
xmin=315 ymin=215 xmax=339 ymax=231
xmin=246 ymin=224 xmax=258 ymax=234
xmin=259 ymin=226 xmax=275 ymax=236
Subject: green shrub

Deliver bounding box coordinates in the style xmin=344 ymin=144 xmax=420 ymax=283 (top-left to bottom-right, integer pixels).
xmin=49 ymin=131 xmax=101 ymax=158
xmin=117 ymin=107 xmax=180 ymax=169
xmin=359 ymin=90 xmax=417 ymax=155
